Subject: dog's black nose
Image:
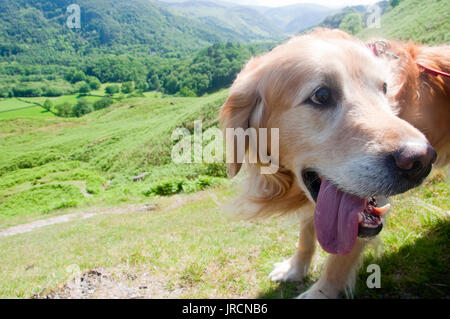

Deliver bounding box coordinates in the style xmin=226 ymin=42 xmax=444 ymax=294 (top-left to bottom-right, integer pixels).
xmin=393 ymin=143 xmax=437 ymax=180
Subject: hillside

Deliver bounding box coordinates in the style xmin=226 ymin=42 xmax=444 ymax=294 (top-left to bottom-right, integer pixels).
xmin=0 ymin=0 xmax=274 ymax=64
xmin=161 ymin=0 xmax=334 ymax=35
xmin=316 ymin=1 xmax=390 ymax=35
xmin=161 ymin=1 xmax=285 ymax=40
xmin=253 ymin=3 xmax=334 ymax=34
xmin=0 ymin=91 xmax=229 ymax=228
xmin=358 ymin=0 xmax=450 ymax=44
xmin=0 ymin=0 xmax=279 ymax=99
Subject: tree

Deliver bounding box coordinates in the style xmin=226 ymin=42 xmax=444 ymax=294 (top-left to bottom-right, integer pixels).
xmin=165 ymin=76 xmax=179 ymax=95
xmin=390 ymin=0 xmax=403 ymax=7
xmin=93 ymin=97 xmax=113 ymax=110
xmin=64 ymin=68 xmax=77 ymax=82
xmin=339 ymin=13 xmax=363 ymax=35
xmin=55 ymin=102 xmax=73 ymax=117
xmin=70 ymin=70 xmax=86 ymax=84
xmin=179 ymin=87 xmax=196 ymax=97
xmin=12 ymin=86 xmax=41 ymax=97
xmin=148 ymin=74 xmax=161 ymax=91
xmin=78 ymin=82 xmax=91 ymax=95
xmin=0 ymin=86 xmax=12 ymax=98
xmin=121 ymin=81 xmax=134 ymax=94
xmin=105 ymin=84 xmax=120 ymax=95
xmin=72 ymin=99 xmax=93 ymax=117
xmin=43 ymin=99 xmax=53 ymax=111
xmin=87 ymin=77 xmax=101 ymax=90
xmin=42 ymin=87 xmax=63 ymax=97
xmin=135 ymin=80 xmax=149 ymax=92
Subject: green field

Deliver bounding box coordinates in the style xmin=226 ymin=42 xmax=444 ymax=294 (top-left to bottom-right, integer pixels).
xmin=0 ymin=98 xmax=55 ymax=119
xmin=0 ymin=91 xmax=229 ymax=228
xmin=0 ymin=95 xmax=111 ymax=120
xmin=0 ymin=172 xmax=448 ymax=298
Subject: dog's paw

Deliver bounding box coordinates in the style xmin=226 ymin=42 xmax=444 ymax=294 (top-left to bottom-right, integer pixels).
xmin=296 ymin=283 xmax=338 ymax=299
xmin=268 ymin=258 xmax=306 ymax=282
xmin=297 ymin=289 xmax=328 ymax=299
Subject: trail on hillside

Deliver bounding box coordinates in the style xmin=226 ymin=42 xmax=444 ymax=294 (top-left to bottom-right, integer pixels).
xmin=0 ymin=191 xmax=216 ymax=238
xmin=0 ymin=204 xmax=156 ymax=238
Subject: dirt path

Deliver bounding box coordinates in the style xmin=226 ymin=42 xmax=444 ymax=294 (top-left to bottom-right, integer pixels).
xmin=0 ymin=204 xmax=157 ymax=238
xmin=0 ymin=191 xmax=216 ymax=239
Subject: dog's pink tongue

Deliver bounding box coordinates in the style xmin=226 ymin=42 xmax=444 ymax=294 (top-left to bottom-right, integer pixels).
xmin=314 ymin=178 xmax=366 ymax=255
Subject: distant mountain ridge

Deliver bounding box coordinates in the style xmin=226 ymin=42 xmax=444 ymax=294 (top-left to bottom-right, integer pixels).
xmin=158 ymin=0 xmax=334 ymax=35
xmin=251 ymin=3 xmax=335 ymax=34
xmin=0 ymin=0 xmax=283 ymax=64
xmin=2 ymin=0 xmax=420 ymax=67
xmin=161 ymin=0 xmax=285 ymax=40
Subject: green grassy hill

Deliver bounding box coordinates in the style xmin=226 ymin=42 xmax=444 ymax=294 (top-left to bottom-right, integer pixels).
xmin=0 ymin=91 xmax=229 ymax=228
xmin=358 ymin=0 xmax=450 ymax=44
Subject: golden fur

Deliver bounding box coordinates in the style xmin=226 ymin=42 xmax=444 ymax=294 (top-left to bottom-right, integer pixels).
xmin=382 ymin=40 xmax=450 ymax=165
xmin=220 ymin=28 xmax=448 ymax=298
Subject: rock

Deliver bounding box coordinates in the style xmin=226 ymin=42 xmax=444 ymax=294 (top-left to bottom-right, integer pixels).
xmin=144 ymin=204 xmax=158 ymax=211
xmin=133 ymin=172 xmax=149 ymax=182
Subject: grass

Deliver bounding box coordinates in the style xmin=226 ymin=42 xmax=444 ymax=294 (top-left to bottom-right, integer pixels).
xmin=0 ymin=170 xmax=447 ymax=298
xmin=358 ymin=0 xmax=450 ymax=44
xmin=0 ymin=98 xmax=56 ymax=119
xmin=0 ymin=81 xmax=448 ymax=299
xmin=0 ymin=91 xmax=228 ymax=228
xmin=355 ymin=171 xmax=450 ymax=298
xmin=0 ymin=82 xmax=128 ymax=120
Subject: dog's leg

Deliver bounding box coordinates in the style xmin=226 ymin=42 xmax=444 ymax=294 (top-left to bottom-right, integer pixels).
xmin=298 ymin=238 xmax=366 ymax=299
xmin=269 ymin=209 xmax=316 ymax=282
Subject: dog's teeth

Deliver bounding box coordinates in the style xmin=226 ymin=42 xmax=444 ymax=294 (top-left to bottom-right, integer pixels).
xmin=372 ymin=204 xmax=391 ymax=216
xmin=362 ymin=222 xmax=378 ymax=228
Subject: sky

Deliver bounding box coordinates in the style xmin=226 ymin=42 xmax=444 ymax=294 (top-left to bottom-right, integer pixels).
xmin=219 ymin=0 xmax=380 ymax=8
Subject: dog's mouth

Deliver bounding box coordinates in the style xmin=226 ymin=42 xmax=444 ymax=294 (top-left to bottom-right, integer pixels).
xmin=302 ymin=169 xmax=390 ymax=255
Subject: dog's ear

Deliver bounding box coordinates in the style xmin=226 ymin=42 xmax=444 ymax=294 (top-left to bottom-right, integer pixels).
xmin=220 ymin=58 xmax=264 ymax=178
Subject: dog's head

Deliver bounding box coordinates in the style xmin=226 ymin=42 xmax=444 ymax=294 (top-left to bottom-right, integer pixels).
xmin=220 ymin=29 xmax=436 ymax=254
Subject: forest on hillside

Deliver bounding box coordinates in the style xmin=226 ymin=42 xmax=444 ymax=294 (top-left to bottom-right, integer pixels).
xmin=0 ymin=0 xmax=278 ymax=99
xmin=1 ymin=0 xmax=446 ymax=103
xmin=0 ymin=41 xmax=274 ymax=99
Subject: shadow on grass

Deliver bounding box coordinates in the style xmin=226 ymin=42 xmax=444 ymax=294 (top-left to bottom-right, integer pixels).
xmin=258 ymin=219 xmax=450 ymax=299
xmin=257 ymin=276 xmax=315 ymax=299
xmin=356 ymin=219 xmax=450 ymax=299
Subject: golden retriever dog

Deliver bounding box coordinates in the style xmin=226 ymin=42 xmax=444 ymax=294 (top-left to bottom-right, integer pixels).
xmin=220 ymin=28 xmax=448 ymax=299
xmin=369 ymin=39 xmax=450 ymax=165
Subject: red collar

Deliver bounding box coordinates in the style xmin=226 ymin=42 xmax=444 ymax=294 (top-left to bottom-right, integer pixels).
xmin=367 ymin=42 xmax=381 ymax=57
xmin=367 ymin=41 xmax=450 ymax=78
xmin=416 ymin=62 xmax=450 ymax=78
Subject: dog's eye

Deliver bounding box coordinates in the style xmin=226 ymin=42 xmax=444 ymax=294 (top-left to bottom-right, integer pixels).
xmin=382 ymin=82 xmax=387 ymax=95
xmin=310 ymin=87 xmax=331 ymax=106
